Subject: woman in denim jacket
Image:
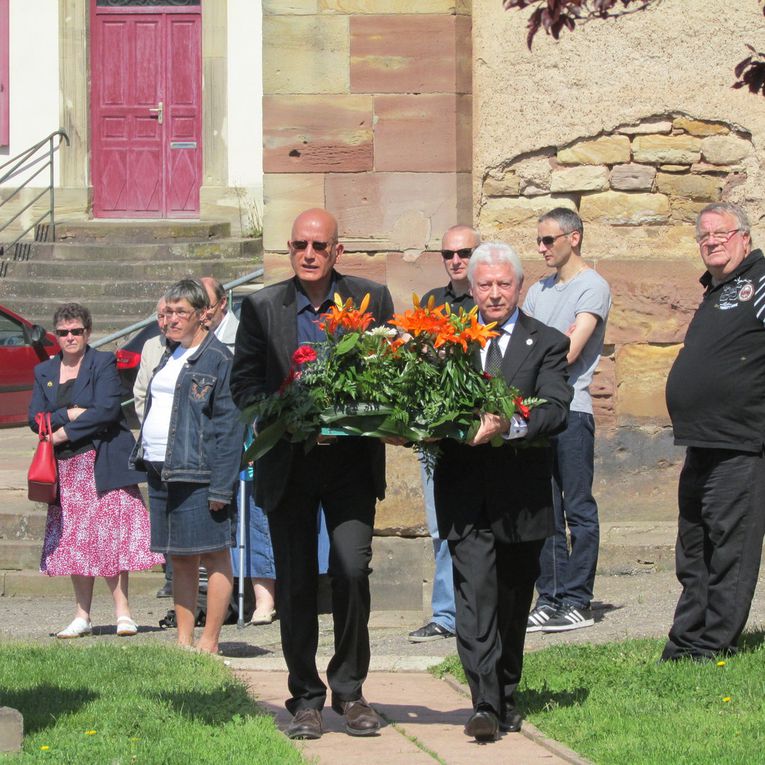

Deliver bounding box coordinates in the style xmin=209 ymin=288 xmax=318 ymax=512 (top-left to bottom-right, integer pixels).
xmin=130 ymin=279 xmax=242 ymax=654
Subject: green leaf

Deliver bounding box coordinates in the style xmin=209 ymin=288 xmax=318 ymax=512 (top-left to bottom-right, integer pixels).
xmin=335 ymin=333 xmax=361 ymax=355
xmin=243 ymin=420 xmax=288 ymax=462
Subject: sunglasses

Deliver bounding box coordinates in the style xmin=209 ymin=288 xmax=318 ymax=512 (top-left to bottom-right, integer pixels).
xmin=55 ymin=328 xmax=86 ymax=337
xmin=290 ymin=240 xmax=333 ymax=252
xmin=441 ymin=248 xmax=473 ymax=260
xmin=537 ymin=233 xmax=570 ymax=247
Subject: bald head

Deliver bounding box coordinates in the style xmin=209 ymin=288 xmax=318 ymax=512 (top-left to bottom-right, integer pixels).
xmin=288 ymin=208 xmax=344 ymax=298
xmin=290 ymin=208 xmax=339 ymax=244
xmin=441 ymin=225 xmax=481 ymax=291
xmin=200 ymin=276 xmax=227 ymax=331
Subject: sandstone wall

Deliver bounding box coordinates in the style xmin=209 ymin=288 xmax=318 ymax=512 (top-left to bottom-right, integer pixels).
xmin=261 ymin=1 xmax=765 ymax=531
xmin=466 ymin=0 xmax=765 ymax=514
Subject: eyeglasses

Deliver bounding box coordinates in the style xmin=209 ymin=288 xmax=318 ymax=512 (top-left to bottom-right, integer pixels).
xmin=441 ymin=248 xmax=473 ymax=260
xmin=537 ymin=233 xmax=570 ymax=247
xmin=290 ymin=240 xmax=333 ymax=252
xmin=163 ymin=309 xmax=195 ymax=319
xmin=695 ymin=229 xmax=740 ymax=245
xmin=55 ymin=328 xmax=86 ymax=337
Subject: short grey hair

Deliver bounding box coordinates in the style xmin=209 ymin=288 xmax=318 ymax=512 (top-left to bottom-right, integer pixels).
xmin=696 ymin=202 xmax=751 ymax=236
xmin=538 ymin=207 xmax=584 ymax=245
xmin=467 ymin=242 xmax=524 ymax=285
xmin=164 ymin=278 xmax=210 ymax=311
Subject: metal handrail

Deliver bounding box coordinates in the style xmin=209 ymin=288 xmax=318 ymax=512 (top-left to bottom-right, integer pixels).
xmin=90 ymin=267 xmax=265 ymax=349
xmin=0 ymin=129 xmax=70 ymax=262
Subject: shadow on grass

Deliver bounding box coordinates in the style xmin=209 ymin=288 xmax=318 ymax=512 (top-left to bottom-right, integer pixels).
xmin=1 ymin=685 xmax=99 ymax=734
xmin=738 ymin=627 xmax=765 ymax=652
xmin=158 ymin=684 xmax=268 ymax=725
xmin=519 ymin=684 xmax=589 ymax=716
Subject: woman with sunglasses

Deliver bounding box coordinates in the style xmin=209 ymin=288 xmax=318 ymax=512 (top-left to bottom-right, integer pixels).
xmin=29 ymin=303 xmax=163 ymax=639
xmin=130 ymin=279 xmax=242 ymax=655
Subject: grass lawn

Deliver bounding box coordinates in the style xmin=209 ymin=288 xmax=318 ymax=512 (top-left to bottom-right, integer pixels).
xmin=434 ymin=631 xmax=765 ymax=765
xmin=0 ymin=643 xmax=302 ymax=764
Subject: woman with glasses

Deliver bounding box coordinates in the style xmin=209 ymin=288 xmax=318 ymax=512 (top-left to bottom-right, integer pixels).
xmin=29 ymin=303 xmax=163 ymax=639
xmin=130 ymin=279 xmax=242 ymax=654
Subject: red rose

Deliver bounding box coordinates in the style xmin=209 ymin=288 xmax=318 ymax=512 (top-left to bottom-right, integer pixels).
xmin=514 ymin=396 xmax=530 ymax=419
xmin=292 ymin=345 xmax=318 ymax=365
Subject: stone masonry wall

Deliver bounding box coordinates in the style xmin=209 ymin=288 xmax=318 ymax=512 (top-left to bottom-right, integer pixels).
xmin=261 ymin=1 xmax=473 ymax=291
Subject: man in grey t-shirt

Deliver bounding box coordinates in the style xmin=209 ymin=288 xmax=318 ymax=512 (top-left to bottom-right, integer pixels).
xmin=522 ymin=208 xmax=611 ymax=633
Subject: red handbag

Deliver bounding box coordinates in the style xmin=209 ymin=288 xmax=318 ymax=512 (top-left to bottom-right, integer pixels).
xmin=28 ymin=412 xmax=58 ymax=504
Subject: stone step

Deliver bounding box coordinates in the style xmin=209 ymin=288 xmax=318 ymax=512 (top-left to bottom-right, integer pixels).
xmin=5 ymin=257 xmax=260 ymax=281
xmin=54 ymin=220 xmax=231 ymax=243
xmin=0 ymin=508 xmax=48 ymax=541
xmin=23 ymin=237 xmax=261 ymax=262
xmin=4 ymin=272 xmax=258 ymax=299
xmin=0 ymin=569 xmax=165 ymax=597
xmin=0 ymin=541 xmax=42 ymax=570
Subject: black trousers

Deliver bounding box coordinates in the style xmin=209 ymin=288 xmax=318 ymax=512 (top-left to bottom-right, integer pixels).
xmin=661 ymin=447 xmax=765 ymax=660
xmin=449 ymin=523 xmax=543 ymax=715
xmin=267 ymin=441 xmax=376 ymax=714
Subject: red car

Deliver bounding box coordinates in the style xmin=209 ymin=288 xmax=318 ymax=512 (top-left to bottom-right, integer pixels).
xmin=0 ymin=305 xmax=57 ymax=427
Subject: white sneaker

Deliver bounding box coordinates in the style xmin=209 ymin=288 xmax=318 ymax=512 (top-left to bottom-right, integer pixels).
xmin=56 ymin=617 xmax=92 ymax=639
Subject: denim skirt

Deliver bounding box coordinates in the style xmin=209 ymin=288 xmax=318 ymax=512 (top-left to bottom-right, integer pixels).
xmin=146 ymin=463 xmax=234 ymax=556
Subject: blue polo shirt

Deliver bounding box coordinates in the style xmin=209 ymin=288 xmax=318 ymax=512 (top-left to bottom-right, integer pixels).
xmin=295 ymin=279 xmax=337 ymax=346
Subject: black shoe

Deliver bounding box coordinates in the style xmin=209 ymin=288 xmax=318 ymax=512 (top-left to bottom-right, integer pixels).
xmin=286 ymin=708 xmax=323 ymax=740
xmin=542 ymin=604 xmax=594 ymax=632
xmin=156 ymin=581 xmax=172 ymax=599
xmin=408 ymin=621 xmax=455 ymax=643
xmin=332 ymin=698 xmax=381 ymax=736
xmin=464 ymin=708 xmax=499 ymax=742
xmin=500 ymin=702 xmax=522 ymax=733
xmin=526 ymin=603 xmax=557 ymax=633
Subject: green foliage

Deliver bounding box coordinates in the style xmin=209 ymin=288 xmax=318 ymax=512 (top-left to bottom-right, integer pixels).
xmin=0 ymin=643 xmax=302 ymax=764
xmin=433 ymin=633 xmax=765 ymax=764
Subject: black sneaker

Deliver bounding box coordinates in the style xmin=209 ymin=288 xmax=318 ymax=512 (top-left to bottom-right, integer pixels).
xmin=526 ymin=604 xmax=556 ymax=633
xmin=542 ymin=604 xmax=594 ymax=632
xmin=408 ymin=621 xmax=455 ymax=643
xmin=156 ymin=581 xmax=172 ymax=599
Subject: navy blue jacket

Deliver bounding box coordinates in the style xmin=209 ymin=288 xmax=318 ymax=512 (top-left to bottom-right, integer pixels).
xmin=129 ymin=331 xmax=243 ymax=505
xmin=29 ymin=346 xmax=144 ymax=493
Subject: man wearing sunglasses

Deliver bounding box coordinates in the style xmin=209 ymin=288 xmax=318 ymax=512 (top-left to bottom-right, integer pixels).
xmin=231 ymin=208 xmax=394 ymax=741
xmin=661 ymin=202 xmax=765 ymax=662
xmin=523 ymin=208 xmax=611 ymax=634
xmin=408 ymin=225 xmax=480 ymax=645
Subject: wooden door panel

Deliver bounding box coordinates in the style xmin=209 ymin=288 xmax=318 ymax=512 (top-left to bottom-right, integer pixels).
xmin=91 ymin=6 xmax=201 ymax=218
xmin=165 ymin=15 xmax=201 ymax=216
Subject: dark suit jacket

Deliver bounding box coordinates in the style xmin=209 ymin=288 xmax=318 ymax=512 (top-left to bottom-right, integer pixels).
xmin=29 ymin=346 xmax=144 ymax=493
xmin=230 ymin=271 xmax=395 ymax=511
xmin=434 ymin=310 xmax=572 ymax=544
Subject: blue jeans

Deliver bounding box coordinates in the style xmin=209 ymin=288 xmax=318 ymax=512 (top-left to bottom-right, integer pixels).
xmin=421 ymin=462 xmax=455 ymax=633
xmin=535 ymin=411 xmax=599 ymax=610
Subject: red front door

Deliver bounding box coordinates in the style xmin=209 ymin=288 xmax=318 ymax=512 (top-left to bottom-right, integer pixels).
xmin=91 ymin=5 xmax=202 ymax=218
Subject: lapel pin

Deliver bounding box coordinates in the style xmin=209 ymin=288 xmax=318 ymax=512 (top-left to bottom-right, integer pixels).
xmin=526 ymin=338 xmax=533 ymax=346
xmin=47 ymin=381 xmax=53 ymax=387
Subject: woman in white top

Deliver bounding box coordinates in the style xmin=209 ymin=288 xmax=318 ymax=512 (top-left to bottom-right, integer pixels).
xmin=131 ymin=279 xmax=242 ymax=654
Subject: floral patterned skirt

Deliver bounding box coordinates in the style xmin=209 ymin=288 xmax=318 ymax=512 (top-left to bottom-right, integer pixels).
xmin=40 ymin=449 xmax=164 ymax=577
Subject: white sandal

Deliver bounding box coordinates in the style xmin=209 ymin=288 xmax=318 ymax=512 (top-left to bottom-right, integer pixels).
xmin=56 ymin=617 xmax=92 ymax=639
xmin=249 ymin=609 xmax=276 ymax=626
xmin=116 ymin=616 xmax=138 ymax=637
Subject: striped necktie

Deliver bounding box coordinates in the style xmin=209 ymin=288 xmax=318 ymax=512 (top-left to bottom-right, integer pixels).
xmin=485 ymin=335 xmax=503 ymax=376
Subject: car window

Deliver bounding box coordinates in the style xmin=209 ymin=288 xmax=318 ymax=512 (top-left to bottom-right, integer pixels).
xmin=0 ymin=312 xmax=28 ymax=347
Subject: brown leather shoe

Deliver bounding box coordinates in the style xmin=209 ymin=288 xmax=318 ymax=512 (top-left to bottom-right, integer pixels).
xmin=285 ymin=708 xmax=322 ymax=740
xmin=332 ymin=698 xmax=381 ymax=737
